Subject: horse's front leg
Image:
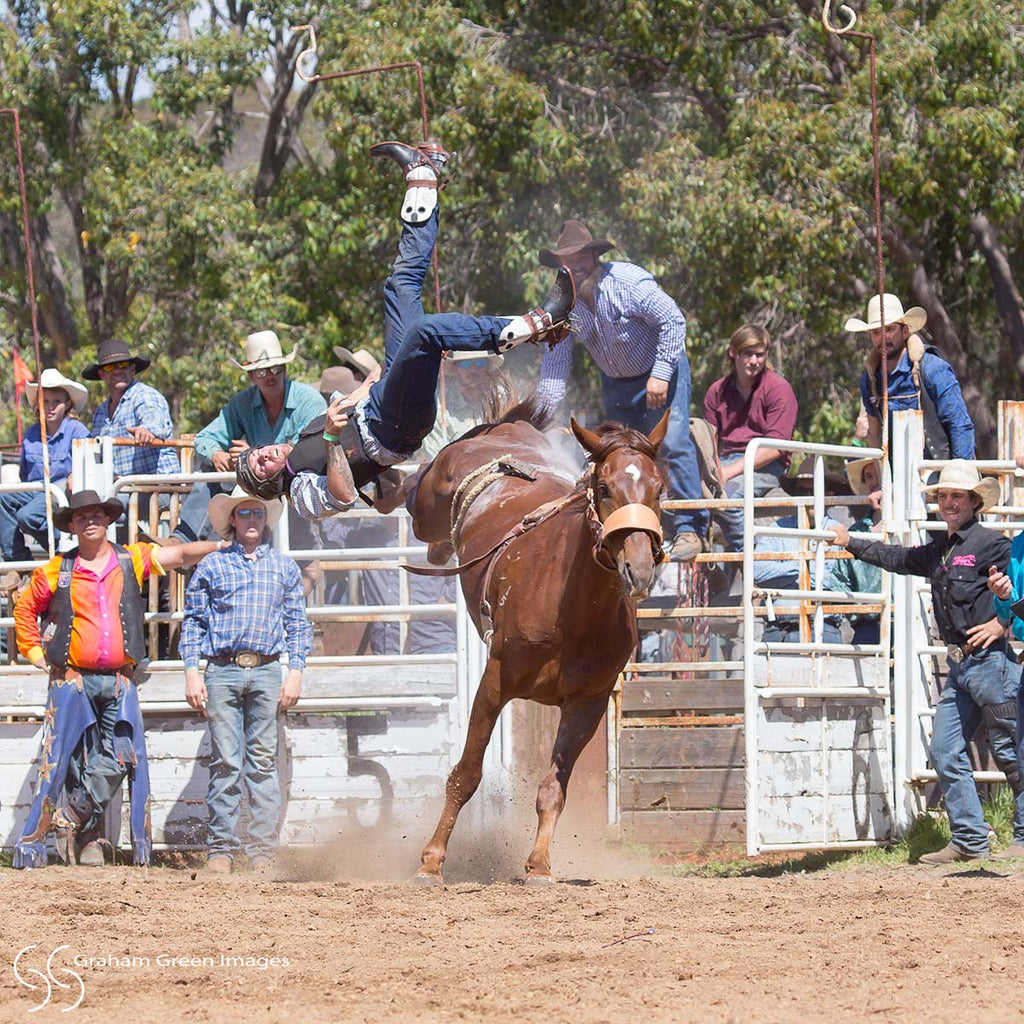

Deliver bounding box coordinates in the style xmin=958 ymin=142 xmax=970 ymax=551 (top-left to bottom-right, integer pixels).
xmin=414 ymin=659 xmax=503 ymax=885
xmin=525 ymin=696 xmax=609 ymax=885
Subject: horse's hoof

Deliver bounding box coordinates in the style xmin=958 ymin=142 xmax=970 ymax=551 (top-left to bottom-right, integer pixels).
xmin=412 ymin=871 xmax=444 ymax=887
xmin=524 ymin=873 xmax=556 ymax=886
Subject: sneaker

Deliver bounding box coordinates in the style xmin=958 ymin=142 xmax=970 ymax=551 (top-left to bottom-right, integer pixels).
xmin=668 ymin=532 xmax=702 ymax=563
xmin=991 ymin=843 xmax=1024 ymax=861
xmin=206 ymin=854 xmax=232 ymax=874
xmin=918 ymin=843 xmax=980 ymax=866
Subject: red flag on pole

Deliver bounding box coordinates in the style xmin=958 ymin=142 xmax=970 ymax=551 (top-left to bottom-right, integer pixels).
xmin=12 ymin=346 xmax=32 ymax=444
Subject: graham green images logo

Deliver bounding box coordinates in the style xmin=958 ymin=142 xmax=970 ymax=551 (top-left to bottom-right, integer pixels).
xmin=13 ymin=945 xmax=85 ymax=1013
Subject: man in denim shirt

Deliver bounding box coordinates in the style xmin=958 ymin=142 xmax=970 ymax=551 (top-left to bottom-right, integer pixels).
xmin=832 ymin=461 xmax=1017 ymax=865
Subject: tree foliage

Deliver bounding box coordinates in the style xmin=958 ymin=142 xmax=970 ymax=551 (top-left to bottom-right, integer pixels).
xmin=0 ymin=0 xmax=1021 ymax=452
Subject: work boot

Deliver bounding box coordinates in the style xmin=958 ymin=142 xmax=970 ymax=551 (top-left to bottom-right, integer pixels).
xmin=496 ymin=267 xmax=576 ymax=353
xmin=918 ymin=843 xmax=980 ymax=866
xmin=370 ymin=138 xmax=452 ymax=224
xmin=991 ymin=843 xmax=1024 ymax=860
xmin=206 ymin=854 xmax=232 ymax=874
xmin=669 ymin=532 xmax=703 ymax=563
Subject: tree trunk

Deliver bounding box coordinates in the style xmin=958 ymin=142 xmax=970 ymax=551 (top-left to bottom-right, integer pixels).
xmin=970 ymin=212 xmax=1024 ymax=390
xmin=31 ymin=214 xmax=78 ymax=362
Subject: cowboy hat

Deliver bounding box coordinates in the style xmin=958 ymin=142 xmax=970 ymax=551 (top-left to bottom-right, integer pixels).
xmin=539 ymin=220 xmax=615 ymax=269
xmin=24 ymin=368 xmax=89 ymax=414
xmin=208 ymin=486 xmax=283 ymax=540
xmin=922 ymin=460 xmax=1001 ymax=511
xmin=844 ymin=293 xmax=927 ymax=334
xmin=318 ymin=366 xmax=357 ymax=399
xmin=53 ymin=489 xmax=124 ymax=531
xmin=845 ymin=457 xmax=881 ymax=496
xmin=778 ymin=456 xmax=850 ymax=497
xmin=82 ymin=339 xmax=151 ymax=380
xmin=229 ymin=330 xmax=298 ymax=372
xmin=332 ymin=346 xmax=380 ymax=378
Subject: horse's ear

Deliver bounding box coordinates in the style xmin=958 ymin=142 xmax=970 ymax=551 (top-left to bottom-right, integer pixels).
xmin=570 ymin=417 xmax=600 ymax=456
xmin=647 ymin=410 xmax=670 ymax=449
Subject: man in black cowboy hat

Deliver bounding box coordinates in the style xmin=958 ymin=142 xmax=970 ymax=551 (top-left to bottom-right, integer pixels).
xmin=11 ymin=489 xmax=226 ymax=868
xmin=534 ymin=220 xmax=707 ymax=562
xmin=86 ymin=338 xmax=180 ymax=481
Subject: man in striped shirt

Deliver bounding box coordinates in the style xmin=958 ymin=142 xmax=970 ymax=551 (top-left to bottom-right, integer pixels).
xmin=535 ymin=221 xmax=707 ymax=561
xmin=180 ymin=488 xmax=312 ymax=873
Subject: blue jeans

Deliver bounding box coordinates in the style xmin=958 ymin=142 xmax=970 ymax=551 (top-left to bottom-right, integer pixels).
xmin=930 ymin=645 xmax=1024 ymax=855
xmin=205 ymin=662 xmax=284 ymax=860
xmin=0 ymin=489 xmax=55 ymax=560
xmin=715 ymin=454 xmax=786 ymax=552
xmin=601 ymin=369 xmax=708 ymax=537
xmin=364 ymin=209 xmax=513 ymax=454
xmin=65 ymin=672 xmax=130 ymax=834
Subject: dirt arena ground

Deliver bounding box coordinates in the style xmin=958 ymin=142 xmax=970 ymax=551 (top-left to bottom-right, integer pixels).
xmin=4 ymin=839 xmax=1024 ymax=1024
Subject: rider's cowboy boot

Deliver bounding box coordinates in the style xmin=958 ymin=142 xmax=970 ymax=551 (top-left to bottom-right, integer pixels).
xmin=496 ymin=267 xmax=577 ymax=353
xmin=370 ymin=138 xmax=452 ymax=224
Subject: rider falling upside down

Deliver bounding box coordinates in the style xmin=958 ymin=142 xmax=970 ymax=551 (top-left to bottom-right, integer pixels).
xmin=235 ymin=139 xmax=576 ymax=517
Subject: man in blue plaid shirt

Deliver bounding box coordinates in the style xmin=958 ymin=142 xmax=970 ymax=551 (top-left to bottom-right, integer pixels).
xmin=180 ymin=487 xmax=312 ymax=874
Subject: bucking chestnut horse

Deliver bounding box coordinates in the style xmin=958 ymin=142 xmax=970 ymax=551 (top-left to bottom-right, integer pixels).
xmin=406 ymin=397 xmax=667 ymax=884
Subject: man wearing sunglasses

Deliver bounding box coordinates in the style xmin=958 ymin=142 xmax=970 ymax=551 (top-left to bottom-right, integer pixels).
xmin=180 ymin=487 xmax=312 ymax=874
xmin=85 ymin=338 xmax=180 ymax=485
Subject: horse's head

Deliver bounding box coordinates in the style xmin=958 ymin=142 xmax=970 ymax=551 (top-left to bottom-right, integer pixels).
xmin=571 ymin=413 xmax=668 ymax=600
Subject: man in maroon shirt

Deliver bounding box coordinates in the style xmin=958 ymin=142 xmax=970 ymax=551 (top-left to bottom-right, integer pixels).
xmin=703 ymin=324 xmax=798 ymax=552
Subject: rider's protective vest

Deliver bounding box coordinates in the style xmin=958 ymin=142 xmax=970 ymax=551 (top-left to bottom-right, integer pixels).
xmin=284 ymin=414 xmax=383 ymax=493
xmin=44 ymin=545 xmax=147 ymax=670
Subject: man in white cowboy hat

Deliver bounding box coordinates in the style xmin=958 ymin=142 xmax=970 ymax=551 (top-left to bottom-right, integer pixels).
xmin=0 ymin=368 xmax=91 ymax=561
xmin=846 ymin=293 xmax=974 ymax=460
xmin=179 ymin=487 xmax=312 ymax=874
xmin=332 ymin=346 xmax=380 ymax=383
xmin=173 ymin=330 xmax=326 ymax=542
xmin=831 ymin=460 xmax=1022 ymax=865
xmin=86 ymin=338 xmax=181 ymax=481
xmin=533 ymin=219 xmax=707 ymax=563
xmin=11 ymin=489 xmax=226 ymax=868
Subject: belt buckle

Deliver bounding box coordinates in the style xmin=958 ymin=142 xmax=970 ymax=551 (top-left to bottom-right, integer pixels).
xmin=235 ymin=652 xmax=260 ymax=669
xmin=946 ymin=644 xmax=966 ymax=665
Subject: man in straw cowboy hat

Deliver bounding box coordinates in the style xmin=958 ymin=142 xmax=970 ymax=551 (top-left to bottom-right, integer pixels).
xmin=831 ymin=461 xmax=1022 ymax=864
xmin=846 ymin=293 xmax=974 ymax=460
xmin=533 ymin=219 xmax=707 ymax=563
xmin=180 ymin=487 xmax=311 ymax=874
xmin=11 ymin=489 xmax=227 ymax=868
xmin=0 ymin=368 xmax=91 ymax=562
xmin=173 ymin=330 xmax=326 ymax=542
xmin=332 ymin=346 xmax=380 ymax=383
xmin=235 ymin=138 xmax=576 ymax=518
xmin=86 ymin=338 xmax=181 ymax=482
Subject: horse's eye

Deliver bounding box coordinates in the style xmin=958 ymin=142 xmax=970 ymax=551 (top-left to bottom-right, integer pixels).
xmin=598 ymin=483 xmax=611 ymax=500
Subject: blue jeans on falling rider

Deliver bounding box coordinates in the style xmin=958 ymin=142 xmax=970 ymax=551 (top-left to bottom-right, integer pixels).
xmin=364 ymin=209 xmax=514 ymax=454
xmin=600 ymin=371 xmax=708 ymax=538
xmin=205 ymin=662 xmax=283 ymax=860
xmin=929 ymin=645 xmax=1024 ymax=855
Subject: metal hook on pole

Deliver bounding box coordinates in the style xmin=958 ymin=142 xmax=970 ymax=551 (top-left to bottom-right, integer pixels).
xmin=821 ymin=1 xmax=858 ymax=34
xmin=291 ymin=24 xmax=319 ymax=83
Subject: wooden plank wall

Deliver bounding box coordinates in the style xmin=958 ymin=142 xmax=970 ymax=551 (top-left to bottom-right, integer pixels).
xmin=618 ymin=674 xmax=745 ymax=851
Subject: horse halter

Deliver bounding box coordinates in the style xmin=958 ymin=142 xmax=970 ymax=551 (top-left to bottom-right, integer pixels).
xmin=586 ymin=463 xmax=665 ymax=573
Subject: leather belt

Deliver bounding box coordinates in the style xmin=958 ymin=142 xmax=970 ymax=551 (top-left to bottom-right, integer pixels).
xmin=208 ymin=652 xmax=280 ymax=669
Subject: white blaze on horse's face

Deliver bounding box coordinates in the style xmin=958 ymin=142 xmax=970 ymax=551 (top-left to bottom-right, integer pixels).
xmin=624 ymin=462 xmax=641 ymax=483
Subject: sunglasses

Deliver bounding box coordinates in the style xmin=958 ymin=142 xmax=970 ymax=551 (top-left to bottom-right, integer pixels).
xmin=100 ymin=360 xmax=134 ymax=371
xmin=250 ymin=365 xmax=285 ymax=379
xmin=234 ymin=507 xmax=267 ymax=519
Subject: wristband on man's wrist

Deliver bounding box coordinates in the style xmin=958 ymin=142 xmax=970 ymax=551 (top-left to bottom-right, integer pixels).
xmin=322 ymin=431 xmax=340 ymax=443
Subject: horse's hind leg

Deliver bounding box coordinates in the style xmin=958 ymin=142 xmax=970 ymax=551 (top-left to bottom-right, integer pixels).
xmin=525 ymin=696 xmax=608 ymax=884
xmin=414 ymin=660 xmax=503 ymax=885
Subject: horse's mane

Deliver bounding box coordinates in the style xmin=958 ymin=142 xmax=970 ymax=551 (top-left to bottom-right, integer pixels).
xmin=455 ymin=385 xmax=553 ymax=443
xmin=582 ymin=421 xmax=660 ymax=463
